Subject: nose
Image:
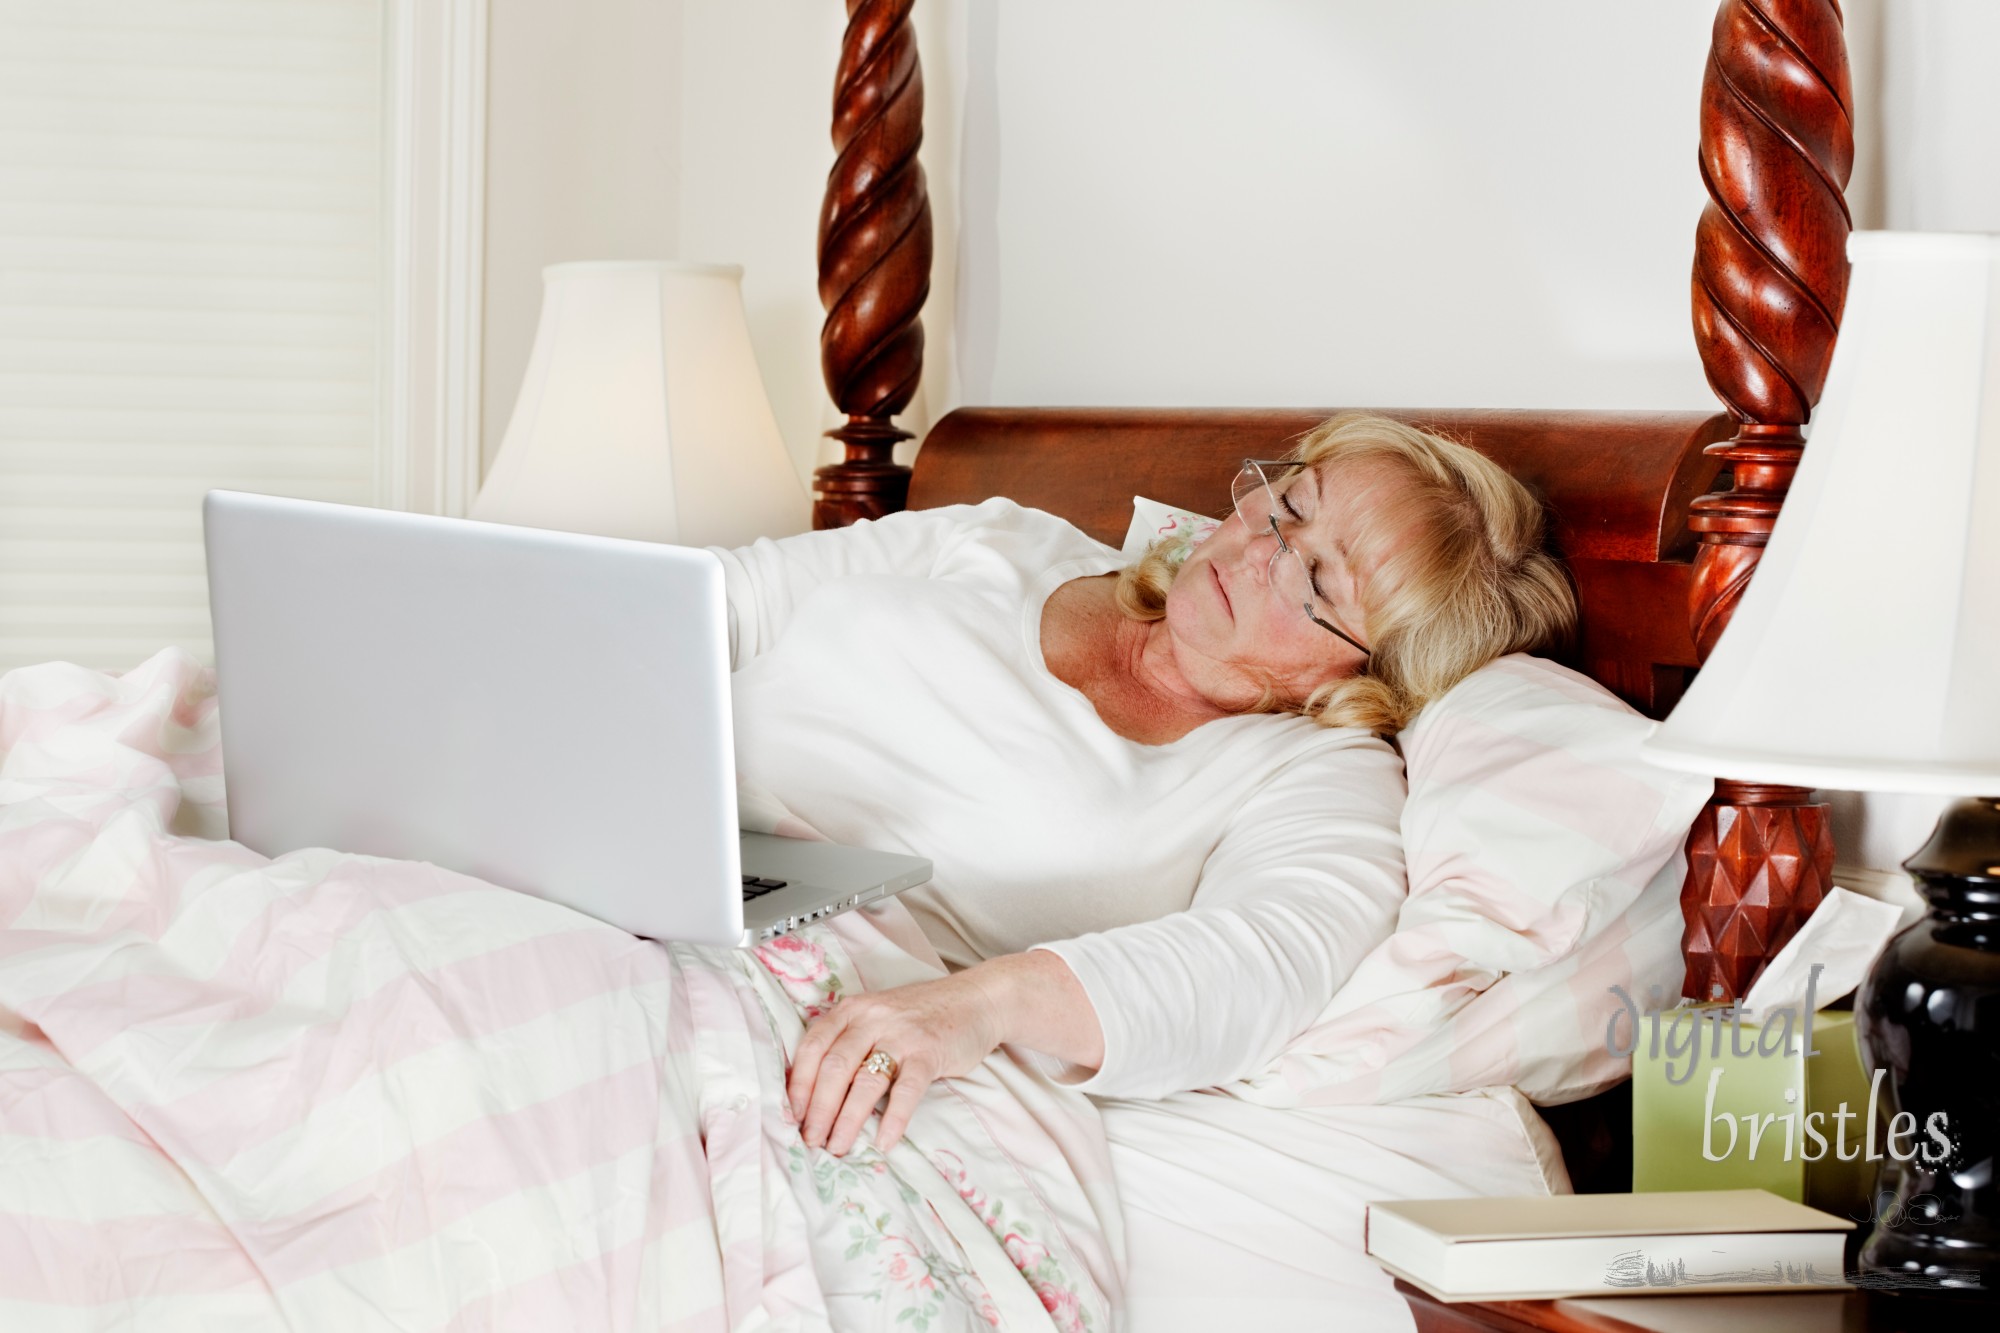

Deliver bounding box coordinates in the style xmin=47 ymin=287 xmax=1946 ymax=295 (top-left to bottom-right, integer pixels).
xmin=1240 ymin=518 xmax=1282 ymax=581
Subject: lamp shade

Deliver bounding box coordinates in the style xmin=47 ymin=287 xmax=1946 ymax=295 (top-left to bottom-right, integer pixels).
xmin=472 ymin=261 xmax=808 ymax=547
xmin=1645 ymin=232 xmax=2000 ymax=794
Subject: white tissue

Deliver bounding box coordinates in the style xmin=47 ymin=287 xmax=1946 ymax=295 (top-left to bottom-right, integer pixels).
xmin=1740 ymin=885 xmax=1906 ymax=1017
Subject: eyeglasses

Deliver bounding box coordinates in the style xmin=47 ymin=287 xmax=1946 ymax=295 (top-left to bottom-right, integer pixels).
xmin=1229 ymin=459 xmax=1371 ymax=658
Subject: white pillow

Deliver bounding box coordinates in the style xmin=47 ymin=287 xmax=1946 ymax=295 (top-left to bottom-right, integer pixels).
xmin=1388 ymin=655 xmax=1714 ymax=1100
xmin=1227 ymin=656 xmax=1714 ymax=1108
xmin=1121 ymin=496 xmax=1219 ymax=561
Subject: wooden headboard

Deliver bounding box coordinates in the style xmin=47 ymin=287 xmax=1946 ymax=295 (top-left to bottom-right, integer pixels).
xmin=809 ymin=0 xmax=1855 ymax=1006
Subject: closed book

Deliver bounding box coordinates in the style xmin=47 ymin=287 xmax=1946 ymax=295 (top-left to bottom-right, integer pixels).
xmin=1365 ymin=1189 xmax=1852 ymax=1302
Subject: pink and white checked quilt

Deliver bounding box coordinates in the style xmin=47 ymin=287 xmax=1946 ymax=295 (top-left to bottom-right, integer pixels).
xmin=0 ymin=650 xmax=1122 ymax=1331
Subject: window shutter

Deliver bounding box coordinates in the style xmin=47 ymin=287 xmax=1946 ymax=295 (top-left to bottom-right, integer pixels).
xmin=0 ymin=0 xmax=385 ymax=672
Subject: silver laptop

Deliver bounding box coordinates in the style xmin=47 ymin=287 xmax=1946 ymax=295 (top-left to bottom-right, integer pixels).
xmin=203 ymin=490 xmax=931 ymax=948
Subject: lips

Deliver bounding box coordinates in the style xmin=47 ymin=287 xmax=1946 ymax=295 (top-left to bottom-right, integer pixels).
xmin=1211 ymin=562 xmax=1232 ymax=618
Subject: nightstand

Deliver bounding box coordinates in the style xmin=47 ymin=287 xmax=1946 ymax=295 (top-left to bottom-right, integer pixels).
xmin=1398 ymin=1282 xmax=1983 ymax=1332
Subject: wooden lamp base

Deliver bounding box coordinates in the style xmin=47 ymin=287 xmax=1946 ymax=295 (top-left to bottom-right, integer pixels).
xmin=1680 ymin=781 xmax=1836 ymax=1003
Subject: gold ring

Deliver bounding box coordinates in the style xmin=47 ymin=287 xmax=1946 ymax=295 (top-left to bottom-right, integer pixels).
xmin=862 ymin=1050 xmax=900 ymax=1081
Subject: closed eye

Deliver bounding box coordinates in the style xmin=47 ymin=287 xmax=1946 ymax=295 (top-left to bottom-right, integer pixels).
xmin=1279 ymin=490 xmax=1332 ymax=601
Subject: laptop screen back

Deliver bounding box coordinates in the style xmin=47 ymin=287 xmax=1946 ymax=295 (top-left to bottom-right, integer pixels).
xmin=204 ymin=491 xmax=741 ymax=943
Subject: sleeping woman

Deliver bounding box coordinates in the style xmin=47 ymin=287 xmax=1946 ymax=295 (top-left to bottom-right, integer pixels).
xmin=715 ymin=412 xmax=1577 ymax=1327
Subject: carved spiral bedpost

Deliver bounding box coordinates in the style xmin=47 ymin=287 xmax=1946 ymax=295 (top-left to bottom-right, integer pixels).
xmin=813 ymin=0 xmax=933 ymax=529
xmin=1680 ymin=0 xmax=1852 ymax=1001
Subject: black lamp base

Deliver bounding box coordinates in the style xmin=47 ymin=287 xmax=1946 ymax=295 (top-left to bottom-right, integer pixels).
xmin=1855 ymin=796 xmax=2000 ymax=1295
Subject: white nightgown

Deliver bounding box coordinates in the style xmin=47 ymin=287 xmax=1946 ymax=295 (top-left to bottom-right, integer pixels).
xmin=713 ymin=499 xmax=1565 ymax=1331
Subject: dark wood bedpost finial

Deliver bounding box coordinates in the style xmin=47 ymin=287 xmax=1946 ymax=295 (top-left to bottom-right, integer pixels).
xmin=1681 ymin=0 xmax=1852 ymax=1001
xmin=813 ymin=0 xmax=933 ymax=529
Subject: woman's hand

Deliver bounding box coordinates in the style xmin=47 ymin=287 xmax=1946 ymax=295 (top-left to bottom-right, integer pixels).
xmin=789 ymin=968 xmax=1005 ymax=1156
xmin=788 ymin=950 xmax=1105 ymax=1157
xmin=780 ymin=964 xmax=1000 ymax=1152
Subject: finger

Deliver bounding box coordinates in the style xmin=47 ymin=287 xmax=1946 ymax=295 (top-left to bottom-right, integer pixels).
xmin=788 ymin=1004 xmax=851 ymax=1121
xmin=802 ymin=1030 xmax=875 ymax=1149
xmin=824 ymin=1067 xmax=892 ymax=1157
xmin=873 ymin=1063 xmax=933 ymax=1155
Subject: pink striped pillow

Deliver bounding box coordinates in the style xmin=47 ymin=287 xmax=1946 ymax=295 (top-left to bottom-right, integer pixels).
xmin=1233 ymin=654 xmax=1714 ymax=1108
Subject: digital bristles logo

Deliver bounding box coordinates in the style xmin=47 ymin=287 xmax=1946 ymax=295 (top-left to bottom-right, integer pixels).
xmin=1603 ymin=964 xmax=1954 ymax=1167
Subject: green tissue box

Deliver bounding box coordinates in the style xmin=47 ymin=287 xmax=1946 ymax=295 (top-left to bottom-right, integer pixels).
xmin=1626 ymin=995 xmax=1878 ymax=1218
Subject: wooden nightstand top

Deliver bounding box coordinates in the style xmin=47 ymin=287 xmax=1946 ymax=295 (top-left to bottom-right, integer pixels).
xmin=1398 ymin=1281 xmax=1985 ymax=1332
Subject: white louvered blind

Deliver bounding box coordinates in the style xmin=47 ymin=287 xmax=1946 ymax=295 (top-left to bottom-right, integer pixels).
xmin=0 ymin=0 xmax=384 ymax=673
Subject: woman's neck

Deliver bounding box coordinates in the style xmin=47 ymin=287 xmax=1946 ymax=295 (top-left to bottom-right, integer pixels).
xmin=1043 ymin=576 xmax=1230 ymax=745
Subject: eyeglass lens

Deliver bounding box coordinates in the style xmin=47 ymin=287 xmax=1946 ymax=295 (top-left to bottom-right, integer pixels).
xmin=1230 ymin=463 xmax=1317 ymax=614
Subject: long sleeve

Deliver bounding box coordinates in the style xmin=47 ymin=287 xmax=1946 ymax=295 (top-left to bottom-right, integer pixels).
xmin=1030 ymin=735 xmax=1407 ymax=1101
xmin=707 ymin=499 xmax=1019 ymax=669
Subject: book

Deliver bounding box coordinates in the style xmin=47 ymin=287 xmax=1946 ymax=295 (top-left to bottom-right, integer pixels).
xmin=1364 ymin=1189 xmax=1852 ymax=1302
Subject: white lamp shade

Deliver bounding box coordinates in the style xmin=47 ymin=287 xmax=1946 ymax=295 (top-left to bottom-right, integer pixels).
xmin=1645 ymin=232 xmax=2000 ymax=794
xmin=472 ymin=261 xmax=808 ymax=547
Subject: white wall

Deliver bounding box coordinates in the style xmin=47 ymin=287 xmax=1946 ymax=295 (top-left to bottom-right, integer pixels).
xmin=672 ymin=0 xmax=845 ymax=484
xmin=962 ymin=0 xmax=1722 ymax=411
xmin=483 ymin=0 xmax=683 ymax=476
xmin=1882 ymin=0 xmax=2000 ymax=232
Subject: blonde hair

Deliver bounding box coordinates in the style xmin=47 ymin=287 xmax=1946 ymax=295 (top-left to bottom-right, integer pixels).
xmin=1115 ymin=413 xmax=1576 ymax=733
